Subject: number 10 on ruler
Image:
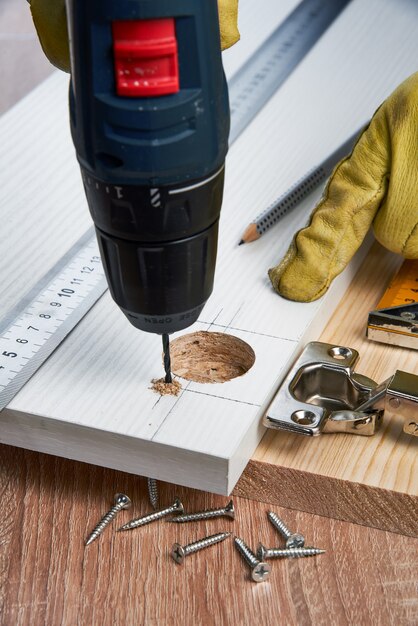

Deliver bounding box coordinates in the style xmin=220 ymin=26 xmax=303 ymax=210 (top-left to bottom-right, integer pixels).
xmin=0 ymin=239 xmax=106 ymax=405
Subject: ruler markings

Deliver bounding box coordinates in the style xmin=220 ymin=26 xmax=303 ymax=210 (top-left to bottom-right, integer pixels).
xmin=0 ymin=233 xmax=107 ymax=410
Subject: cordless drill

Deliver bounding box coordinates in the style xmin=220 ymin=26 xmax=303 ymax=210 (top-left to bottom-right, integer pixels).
xmin=65 ymin=1 xmax=230 ymax=360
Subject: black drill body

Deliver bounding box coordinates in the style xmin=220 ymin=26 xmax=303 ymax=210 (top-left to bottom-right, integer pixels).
xmin=66 ymin=0 xmax=230 ymax=335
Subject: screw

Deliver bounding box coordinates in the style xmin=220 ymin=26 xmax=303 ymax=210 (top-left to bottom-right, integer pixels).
xmin=147 ymin=477 xmax=159 ymax=510
xmin=234 ymin=536 xmax=271 ymax=582
xmin=171 ymin=532 xmax=231 ymax=564
xmin=400 ymin=311 xmax=416 ymax=320
xmin=389 ymin=397 xmax=401 ymax=409
xmin=118 ymin=497 xmax=184 ymax=531
xmin=85 ymin=493 xmax=132 ymax=546
xmin=170 ymin=499 xmax=235 ymax=523
xmin=267 ymin=511 xmax=305 ymax=548
xmin=257 ymin=543 xmax=325 ymax=560
xmin=405 ymin=421 xmax=418 ymax=436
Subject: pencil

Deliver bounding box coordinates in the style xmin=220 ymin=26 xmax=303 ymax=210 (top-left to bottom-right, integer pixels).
xmin=238 ymin=127 xmax=365 ymax=245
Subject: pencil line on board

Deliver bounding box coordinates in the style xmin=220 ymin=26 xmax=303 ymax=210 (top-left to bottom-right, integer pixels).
xmin=150 ymin=375 xmax=258 ymax=441
xmin=210 ymin=324 xmax=297 ymax=342
xmin=199 ymin=315 xmax=296 ymax=342
xmin=185 ymin=388 xmax=260 ymax=407
xmin=223 ymin=302 xmax=245 ymax=334
xmin=152 ymin=394 xmax=162 ymax=409
xmin=151 ymin=305 xmax=255 ymax=436
xmin=151 ymin=379 xmax=193 ymax=440
xmin=151 ymin=309 xmax=224 ymax=430
xmin=207 ymin=308 xmax=224 ymax=332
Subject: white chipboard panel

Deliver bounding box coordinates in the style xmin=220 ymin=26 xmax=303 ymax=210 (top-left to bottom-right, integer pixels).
xmin=1 ymin=0 xmax=417 ymax=493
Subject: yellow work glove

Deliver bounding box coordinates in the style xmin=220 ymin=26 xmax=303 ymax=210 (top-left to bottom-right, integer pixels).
xmin=217 ymin=0 xmax=240 ymax=50
xmin=30 ymin=0 xmax=240 ymax=73
xmin=269 ymin=72 xmax=418 ymax=302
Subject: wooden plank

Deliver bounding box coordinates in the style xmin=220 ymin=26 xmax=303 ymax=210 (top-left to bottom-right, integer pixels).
xmin=2 ymin=0 xmax=418 ymax=494
xmin=1 ymin=4 xmax=416 ymax=624
xmin=235 ymin=243 xmax=418 ymax=535
xmin=1 ymin=445 xmax=417 ymax=626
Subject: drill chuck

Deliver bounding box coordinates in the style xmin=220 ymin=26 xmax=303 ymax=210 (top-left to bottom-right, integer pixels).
xmin=66 ymin=0 xmax=230 ymax=334
xmin=83 ymin=166 xmax=225 ymax=333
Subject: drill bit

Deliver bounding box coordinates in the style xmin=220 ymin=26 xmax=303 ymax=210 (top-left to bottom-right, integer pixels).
xmin=162 ymin=333 xmax=172 ymax=383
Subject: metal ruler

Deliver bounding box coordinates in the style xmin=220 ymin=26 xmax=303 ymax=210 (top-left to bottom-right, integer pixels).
xmin=0 ymin=230 xmax=106 ymax=409
xmin=229 ymin=0 xmax=351 ymax=143
xmin=0 ymin=0 xmax=350 ymax=410
xmin=367 ymin=260 xmax=418 ymax=350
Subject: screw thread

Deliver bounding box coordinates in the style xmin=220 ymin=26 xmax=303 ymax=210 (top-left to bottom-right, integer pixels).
xmin=147 ymin=478 xmax=159 ymax=510
xmin=266 ymin=547 xmax=325 ymax=559
xmin=86 ymin=504 xmax=120 ymax=544
xmin=123 ymin=507 xmax=169 ymax=529
xmin=267 ymin=511 xmax=292 ymax=539
xmin=120 ymin=498 xmax=183 ymax=530
xmin=234 ymin=537 xmax=259 ymax=568
xmin=184 ymin=532 xmax=230 ymax=556
xmin=171 ymin=505 xmax=231 ymax=523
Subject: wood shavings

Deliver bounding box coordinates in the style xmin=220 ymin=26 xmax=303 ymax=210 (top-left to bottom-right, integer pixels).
xmin=150 ymin=378 xmax=182 ymax=396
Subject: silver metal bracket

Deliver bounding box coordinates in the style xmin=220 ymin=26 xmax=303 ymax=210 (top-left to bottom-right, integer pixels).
xmin=263 ymin=342 xmax=418 ymax=437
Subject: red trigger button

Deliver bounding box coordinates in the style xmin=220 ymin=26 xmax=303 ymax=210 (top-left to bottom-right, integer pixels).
xmin=112 ymin=18 xmax=179 ymax=97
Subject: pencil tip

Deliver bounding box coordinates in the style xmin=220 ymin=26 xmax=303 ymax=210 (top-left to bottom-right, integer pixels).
xmin=238 ymin=240 xmax=244 ymax=246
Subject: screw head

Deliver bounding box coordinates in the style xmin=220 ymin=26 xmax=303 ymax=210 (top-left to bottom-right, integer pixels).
xmin=114 ymin=493 xmax=132 ymax=509
xmin=256 ymin=542 xmax=268 ymax=561
xmin=400 ymin=311 xmax=416 ymax=320
xmin=171 ymin=543 xmax=185 ymax=564
xmin=405 ymin=421 xmax=418 ymax=435
xmin=389 ymin=397 xmax=401 ymax=409
xmin=173 ymin=498 xmax=184 ymax=515
xmin=286 ymin=533 xmax=305 ymax=549
xmin=225 ymin=500 xmax=235 ymax=519
xmin=252 ymin=561 xmax=271 ymax=582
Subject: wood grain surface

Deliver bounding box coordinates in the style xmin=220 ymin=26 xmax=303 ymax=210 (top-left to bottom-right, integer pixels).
xmin=1 ymin=445 xmax=417 ymax=626
xmin=235 ymin=243 xmax=418 ymax=535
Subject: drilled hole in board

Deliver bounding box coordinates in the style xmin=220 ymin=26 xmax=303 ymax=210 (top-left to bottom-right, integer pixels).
xmin=170 ymin=331 xmax=255 ymax=384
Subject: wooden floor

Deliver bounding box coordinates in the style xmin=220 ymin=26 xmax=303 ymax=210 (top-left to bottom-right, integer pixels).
xmin=0 ymin=2 xmax=417 ymax=625
xmin=1 ymin=446 xmax=417 ymax=626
